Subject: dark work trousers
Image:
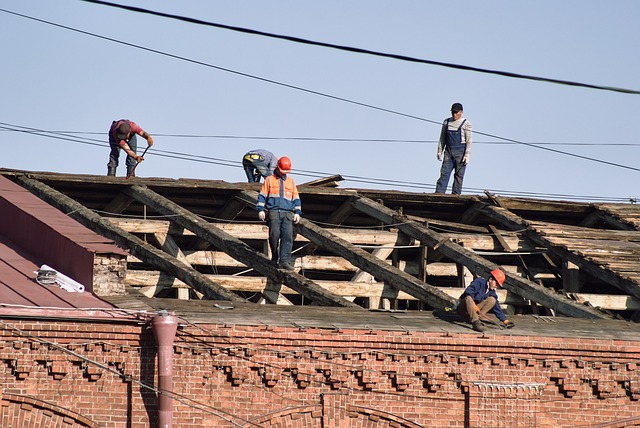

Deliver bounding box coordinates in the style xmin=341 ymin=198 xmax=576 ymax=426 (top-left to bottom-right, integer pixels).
xmin=267 ymin=210 xmax=295 ymax=265
xmin=108 ymin=134 xmax=138 ymax=169
xmin=435 ymin=146 xmax=466 ymax=194
xmin=456 ymin=295 xmax=497 ymax=324
xmin=243 ymin=156 xmax=270 ymax=183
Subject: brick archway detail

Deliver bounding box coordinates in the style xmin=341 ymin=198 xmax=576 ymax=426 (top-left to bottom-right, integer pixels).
xmin=1 ymin=393 xmax=99 ymax=428
xmin=590 ymin=417 xmax=640 ymax=428
xmin=347 ymin=405 xmax=424 ymax=428
xmin=244 ymin=404 xmax=321 ymax=427
xmin=244 ymin=403 xmax=423 ymax=428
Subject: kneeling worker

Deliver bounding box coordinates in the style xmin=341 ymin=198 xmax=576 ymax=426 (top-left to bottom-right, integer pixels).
xmin=456 ymin=268 xmax=515 ymax=332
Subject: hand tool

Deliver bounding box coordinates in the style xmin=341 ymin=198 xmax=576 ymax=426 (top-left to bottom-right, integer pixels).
xmin=126 ymin=145 xmax=150 ymax=179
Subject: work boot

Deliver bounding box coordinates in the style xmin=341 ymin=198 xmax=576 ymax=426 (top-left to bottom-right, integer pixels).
xmin=126 ymin=165 xmax=135 ymax=178
xmin=472 ymin=321 xmax=486 ymax=332
xmin=280 ymin=262 xmax=295 ymax=271
xmin=107 ymin=167 xmax=117 ymax=176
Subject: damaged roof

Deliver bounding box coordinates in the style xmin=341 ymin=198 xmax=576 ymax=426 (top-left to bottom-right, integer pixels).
xmin=1 ymin=168 xmax=639 ymax=324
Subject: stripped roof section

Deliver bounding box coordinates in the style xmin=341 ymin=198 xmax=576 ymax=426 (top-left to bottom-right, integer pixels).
xmin=0 ymin=168 xmax=639 ymax=322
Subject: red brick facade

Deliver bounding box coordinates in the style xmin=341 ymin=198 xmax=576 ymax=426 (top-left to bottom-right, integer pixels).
xmin=1 ymin=318 xmax=639 ymax=427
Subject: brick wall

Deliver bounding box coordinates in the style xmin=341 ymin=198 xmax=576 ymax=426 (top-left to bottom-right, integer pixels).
xmin=0 ymin=318 xmax=639 ymax=427
xmin=92 ymin=255 xmax=128 ymax=296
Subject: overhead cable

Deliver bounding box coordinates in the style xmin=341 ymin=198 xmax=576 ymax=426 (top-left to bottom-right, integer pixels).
xmin=2 ymin=9 xmax=639 ymax=174
xmin=22 ymin=130 xmax=638 ymax=147
xmin=78 ymin=0 xmax=640 ymax=96
xmin=0 ymin=122 xmax=633 ymax=203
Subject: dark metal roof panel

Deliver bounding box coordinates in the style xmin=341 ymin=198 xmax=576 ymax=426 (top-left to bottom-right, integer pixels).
xmin=0 ymin=236 xmax=114 ymax=312
xmin=0 ymin=176 xmax=127 ymax=256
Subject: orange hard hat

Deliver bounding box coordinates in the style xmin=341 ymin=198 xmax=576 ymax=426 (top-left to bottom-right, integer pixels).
xmin=490 ymin=269 xmax=506 ymax=287
xmin=277 ymin=156 xmax=292 ymax=174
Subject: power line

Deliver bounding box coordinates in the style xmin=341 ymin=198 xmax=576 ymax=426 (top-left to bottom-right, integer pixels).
xmin=0 ymin=122 xmax=634 ymax=203
xmin=2 ymin=8 xmax=639 ymax=175
xmin=15 ymin=130 xmax=638 ymax=147
xmin=78 ymin=0 xmax=640 ymax=96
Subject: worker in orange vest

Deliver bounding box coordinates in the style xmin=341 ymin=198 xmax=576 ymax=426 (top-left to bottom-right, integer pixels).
xmin=256 ymin=156 xmax=301 ymax=270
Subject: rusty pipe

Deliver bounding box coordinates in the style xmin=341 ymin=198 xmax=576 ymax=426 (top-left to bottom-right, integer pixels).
xmin=152 ymin=311 xmax=179 ymax=428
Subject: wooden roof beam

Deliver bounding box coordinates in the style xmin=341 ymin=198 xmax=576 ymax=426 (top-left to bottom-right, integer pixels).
xmin=127 ymin=272 xmax=640 ymax=311
xmin=123 ymin=185 xmax=360 ymax=308
xmin=350 ymin=194 xmax=608 ymax=319
xmin=474 ymin=201 xmax=640 ymax=301
xmin=12 ymin=176 xmax=245 ymax=302
xmin=234 ymin=190 xmax=456 ymax=309
xmin=581 ymin=207 xmax=636 ymax=231
xmin=301 ymin=174 xmax=344 ymax=188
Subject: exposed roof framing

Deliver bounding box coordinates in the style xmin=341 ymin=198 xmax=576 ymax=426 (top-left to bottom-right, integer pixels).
xmin=235 ymin=190 xmax=456 ymax=310
xmin=2 ymin=169 xmax=640 ymax=321
xmin=122 ymin=184 xmax=359 ymax=308
xmin=472 ymin=200 xmax=640 ymax=301
xmin=350 ymin=195 xmax=607 ymax=319
xmin=12 ymin=175 xmax=245 ymax=302
xmin=583 ymin=204 xmax=640 ymax=230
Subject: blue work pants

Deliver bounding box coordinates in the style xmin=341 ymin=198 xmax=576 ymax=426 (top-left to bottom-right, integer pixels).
xmin=435 ymin=146 xmax=466 ymax=194
xmin=108 ymin=134 xmax=138 ymax=169
xmin=267 ymin=210 xmax=294 ymax=265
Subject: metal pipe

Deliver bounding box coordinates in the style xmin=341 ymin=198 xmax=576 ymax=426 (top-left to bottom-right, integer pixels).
xmin=152 ymin=311 xmax=178 ymax=428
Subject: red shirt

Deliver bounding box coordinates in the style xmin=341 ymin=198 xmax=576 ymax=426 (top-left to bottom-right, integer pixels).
xmin=109 ymin=120 xmax=143 ymax=148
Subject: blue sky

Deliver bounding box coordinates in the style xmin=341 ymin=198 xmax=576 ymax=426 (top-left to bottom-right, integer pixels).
xmin=1 ymin=1 xmax=639 ymax=202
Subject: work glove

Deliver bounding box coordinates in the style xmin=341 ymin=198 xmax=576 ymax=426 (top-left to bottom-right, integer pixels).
xmin=462 ymin=153 xmax=469 ymax=165
xmin=503 ymin=320 xmax=515 ymax=329
xmin=258 ymin=211 xmax=266 ymax=221
xmin=293 ymin=213 xmax=300 ymax=224
xmin=437 ymin=152 xmax=442 ymax=161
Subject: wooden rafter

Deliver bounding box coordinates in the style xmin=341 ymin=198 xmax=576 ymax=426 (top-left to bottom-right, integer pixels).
xmin=350 ymin=194 xmax=608 ymax=319
xmin=12 ymin=176 xmax=245 ymax=302
xmin=123 ymin=185 xmax=360 ymax=308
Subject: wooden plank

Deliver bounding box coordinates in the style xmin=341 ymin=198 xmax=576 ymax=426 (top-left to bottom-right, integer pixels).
xmin=407 ymin=215 xmax=489 ymax=234
xmin=215 ymin=198 xmax=247 ymax=221
xmin=124 ymin=272 xmax=640 ymax=311
xmin=476 ymin=202 xmax=640 ymax=300
xmin=152 ymin=232 xmax=194 ymax=299
xmin=322 ymin=198 xmax=356 ymax=226
xmin=123 ymin=185 xmax=360 ymax=308
xmin=593 ymin=204 xmax=640 ymax=230
xmin=126 ymin=252 xmax=560 ymax=282
xmin=103 ymin=192 xmax=134 ymax=214
xmin=233 ymin=190 xmax=456 ymax=310
xmin=300 ymin=174 xmax=344 ymax=187
xmin=107 ymin=217 xmax=537 ymax=252
xmin=12 ymin=176 xmax=245 ymax=302
xmin=350 ymin=195 xmax=608 ymax=319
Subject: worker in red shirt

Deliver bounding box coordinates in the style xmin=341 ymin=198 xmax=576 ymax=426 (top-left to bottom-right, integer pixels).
xmin=107 ymin=119 xmax=154 ymax=177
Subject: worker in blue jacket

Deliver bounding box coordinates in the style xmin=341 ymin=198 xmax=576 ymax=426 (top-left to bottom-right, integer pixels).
xmin=456 ymin=269 xmax=515 ymax=332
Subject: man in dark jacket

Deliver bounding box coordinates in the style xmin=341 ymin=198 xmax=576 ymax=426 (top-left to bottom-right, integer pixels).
xmin=456 ymin=268 xmax=515 ymax=332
